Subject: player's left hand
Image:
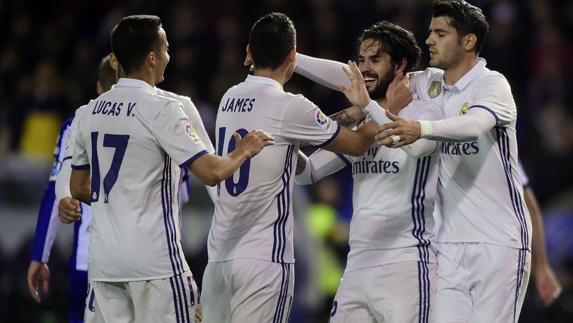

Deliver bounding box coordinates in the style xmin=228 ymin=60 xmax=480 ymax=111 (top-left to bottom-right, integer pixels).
xmin=375 ymin=111 xmax=421 ymax=148
xmin=236 ymin=130 xmax=274 ymax=159
xmin=339 ymin=60 xmax=371 ymax=109
xmin=27 ymin=260 xmax=50 ymax=303
xmin=58 ymin=197 xmax=81 ymax=223
xmin=535 ymin=263 xmax=562 ymax=306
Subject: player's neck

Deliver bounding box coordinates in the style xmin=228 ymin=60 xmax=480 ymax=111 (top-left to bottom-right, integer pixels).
xmin=253 ymin=68 xmax=287 ymax=86
xmin=443 ymin=54 xmax=478 ymax=85
xmin=125 ymin=70 xmax=157 ymax=87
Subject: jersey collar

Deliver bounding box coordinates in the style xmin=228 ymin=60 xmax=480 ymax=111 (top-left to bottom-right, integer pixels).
xmin=115 ymin=78 xmax=158 ymax=95
xmin=245 ymin=75 xmax=283 ymax=90
xmin=443 ymin=57 xmax=487 ymax=93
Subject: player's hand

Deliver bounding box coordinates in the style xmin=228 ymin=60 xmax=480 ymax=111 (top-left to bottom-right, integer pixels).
xmin=535 ymin=263 xmax=562 ymax=306
xmin=58 ymin=197 xmax=81 ymax=224
xmin=375 ymin=111 xmax=421 ymax=148
xmin=385 ymin=65 xmax=412 ymax=114
xmin=339 ymin=60 xmax=371 ymax=109
xmin=235 ymin=130 xmax=274 ymax=159
xmin=27 ymin=260 xmax=50 ymax=303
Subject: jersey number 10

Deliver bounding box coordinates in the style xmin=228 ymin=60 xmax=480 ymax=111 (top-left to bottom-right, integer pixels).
xmin=217 ymin=127 xmax=250 ymax=197
xmin=91 ymin=132 xmax=130 ymax=203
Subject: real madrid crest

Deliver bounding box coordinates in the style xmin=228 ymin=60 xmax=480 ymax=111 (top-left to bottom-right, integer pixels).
xmin=428 ymin=81 xmax=442 ymax=98
xmin=459 ymin=102 xmax=469 ymax=115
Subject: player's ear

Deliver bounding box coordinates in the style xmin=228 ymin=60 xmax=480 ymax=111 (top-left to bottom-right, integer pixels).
xmin=463 ymin=33 xmax=477 ymax=52
xmin=244 ymin=44 xmax=253 ymax=66
xmin=287 ymin=47 xmax=296 ymax=63
xmin=148 ymin=51 xmax=157 ymax=68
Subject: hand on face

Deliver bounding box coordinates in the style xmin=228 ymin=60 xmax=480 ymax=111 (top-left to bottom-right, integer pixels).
xmin=385 ymin=60 xmax=412 ymax=114
xmin=339 ymin=60 xmax=371 ymax=109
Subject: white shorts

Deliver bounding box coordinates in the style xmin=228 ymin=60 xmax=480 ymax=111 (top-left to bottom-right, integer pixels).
xmin=329 ymin=261 xmax=436 ymax=323
xmin=84 ymin=272 xmax=200 ymax=323
xmin=201 ymin=259 xmax=294 ymax=323
xmin=435 ymin=242 xmax=531 ymax=323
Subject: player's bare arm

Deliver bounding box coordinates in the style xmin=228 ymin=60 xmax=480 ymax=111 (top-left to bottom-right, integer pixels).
xmin=329 ymin=106 xmax=366 ymax=128
xmin=190 ymin=130 xmax=274 ymax=186
xmin=525 ymin=186 xmax=562 ymax=306
xmin=70 ymin=169 xmax=91 ymax=205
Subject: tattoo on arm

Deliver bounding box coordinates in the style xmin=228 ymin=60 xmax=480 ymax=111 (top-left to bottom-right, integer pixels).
xmin=330 ymin=109 xmax=365 ymax=128
xmin=296 ymin=153 xmax=307 ymax=175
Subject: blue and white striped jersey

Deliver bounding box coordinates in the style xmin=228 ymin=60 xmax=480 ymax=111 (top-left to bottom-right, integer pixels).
xmin=31 ymin=118 xmax=92 ymax=271
xmin=208 ymin=75 xmax=340 ymax=264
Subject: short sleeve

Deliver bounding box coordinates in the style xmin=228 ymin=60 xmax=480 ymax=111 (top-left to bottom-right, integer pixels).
xmin=71 ymin=109 xmax=90 ymax=170
xmin=280 ymin=95 xmax=340 ymax=147
xmin=469 ymin=74 xmax=516 ymax=126
xmin=145 ymin=100 xmax=208 ymax=168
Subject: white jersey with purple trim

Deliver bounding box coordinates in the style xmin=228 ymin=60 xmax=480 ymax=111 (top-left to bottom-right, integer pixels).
xmin=343 ymin=100 xmax=441 ymax=271
xmin=516 ymin=160 xmax=529 ymax=187
xmin=412 ymin=59 xmax=532 ymax=250
xmin=71 ymin=78 xmax=208 ymax=281
xmin=208 ymin=75 xmax=340 ymax=264
xmin=156 ymin=88 xmax=218 ymax=203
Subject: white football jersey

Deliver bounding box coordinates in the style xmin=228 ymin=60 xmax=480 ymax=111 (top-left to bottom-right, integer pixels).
xmin=412 ymin=59 xmax=532 ymax=250
xmin=208 ymin=75 xmax=340 ymax=264
xmin=72 ymin=78 xmax=208 ymax=281
xmin=342 ymin=100 xmax=442 ymax=270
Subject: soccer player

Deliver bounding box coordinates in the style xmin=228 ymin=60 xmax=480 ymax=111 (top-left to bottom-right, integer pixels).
xmin=295 ymin=21 xmax=443 ymax=323
xmin=200 ymin=12 xmax=390 ymax=323
xmin=27 ymin=55 xmax=117 ymax=323
xmin=68 ymin=15 xmax=272 ymax=323
xmin=372 ymin=1 xmax=532 ymax=322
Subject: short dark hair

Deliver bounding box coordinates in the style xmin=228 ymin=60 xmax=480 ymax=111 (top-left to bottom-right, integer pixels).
xmin=249 ymin=12 xmax=296 ymax=70
xmin=432 ymin=0 xmax=489 ymax=53
xmin=111 ymin=15 xmax=162 ymax=74
xmin=358 ymin=21 xmax=421 ymax=73
xmin=97 ymin=55 xmax=116 ymax=92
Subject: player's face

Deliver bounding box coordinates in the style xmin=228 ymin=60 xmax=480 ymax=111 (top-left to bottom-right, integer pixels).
xmin=358 ymin=39 xmax=394 ymax=100
xmin=154 ymin=27 xmax=170 ymax=84
xmin=426 ymin=16 xmax=464 ymax=70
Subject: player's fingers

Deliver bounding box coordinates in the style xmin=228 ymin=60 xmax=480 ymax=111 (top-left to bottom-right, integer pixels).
xmin=27 ymin=276 xmax=41 ymax=303
xmin=385 ymin=110 xmax=399 ymax=121
xmin=380 ymin=121 xmax=399 ymax=132
xmin=342 ymin=63 xmax=354 ymax=80
xmin=42 ymin=278 xmax=49 ymax=295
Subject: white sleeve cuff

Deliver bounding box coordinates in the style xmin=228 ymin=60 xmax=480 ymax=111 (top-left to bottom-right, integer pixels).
xmin=419 ymin=120 xmax=434 ymax=138
xmin=363 ymin=100 xmax=391 ymax=124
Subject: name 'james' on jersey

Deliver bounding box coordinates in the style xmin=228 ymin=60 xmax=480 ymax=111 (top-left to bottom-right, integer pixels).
xmin=208 ymin=75 xmax=339 ymax=264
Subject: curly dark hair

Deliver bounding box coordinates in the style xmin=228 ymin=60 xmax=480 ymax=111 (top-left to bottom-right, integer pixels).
xmin=357 ymin=20 xmax=421 ymax=73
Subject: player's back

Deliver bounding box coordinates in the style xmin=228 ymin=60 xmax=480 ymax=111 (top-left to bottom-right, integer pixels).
xmin=72 ymin=78 xmax=205 ymax=281
xmin=209 ymin=75 xmax=339 ymax=264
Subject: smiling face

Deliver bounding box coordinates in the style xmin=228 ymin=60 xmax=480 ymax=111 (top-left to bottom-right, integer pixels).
xmin=152 ymin=27 xmax=170 ymax=84
xmin=425 ymin=16 xmax=463 ymax=70
xmin=357 ymin=39 xmax=395 ymax=100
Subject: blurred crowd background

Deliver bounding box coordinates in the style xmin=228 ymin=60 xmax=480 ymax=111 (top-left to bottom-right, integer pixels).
xmin=0 ymin=0 xmax=572 ymax=322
